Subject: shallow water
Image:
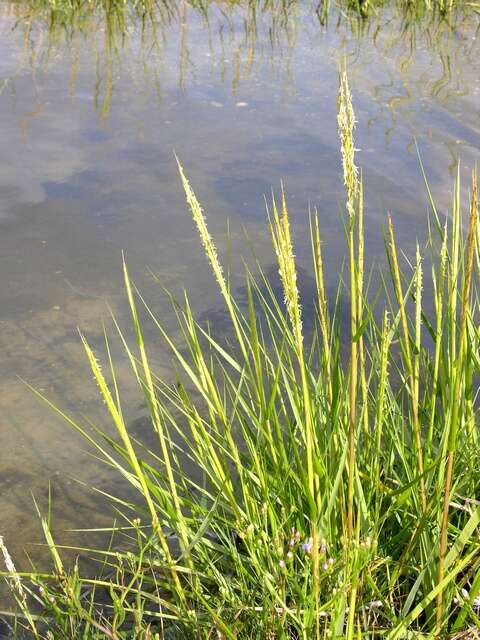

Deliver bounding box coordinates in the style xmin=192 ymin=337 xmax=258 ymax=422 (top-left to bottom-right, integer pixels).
xmin=0 ymin=0 xmax=479 ymax=577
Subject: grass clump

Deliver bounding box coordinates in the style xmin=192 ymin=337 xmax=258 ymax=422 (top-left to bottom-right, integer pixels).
xmin=1 ymin=75 xmax=480 ymax=639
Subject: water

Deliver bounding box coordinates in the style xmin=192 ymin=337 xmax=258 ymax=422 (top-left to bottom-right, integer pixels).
xmin=0 ymin=0 xmax=479 ymax=573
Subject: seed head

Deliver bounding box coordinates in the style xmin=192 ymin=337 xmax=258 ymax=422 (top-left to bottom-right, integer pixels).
xmin=337 ymin=71 xmax=359 ymax=219
xmin=0 ymin=535 xmax=25 ymax=602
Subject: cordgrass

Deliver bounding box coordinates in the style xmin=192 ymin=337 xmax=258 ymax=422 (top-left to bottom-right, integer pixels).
xmin=1 ymin=75 xmax=479 ymax=639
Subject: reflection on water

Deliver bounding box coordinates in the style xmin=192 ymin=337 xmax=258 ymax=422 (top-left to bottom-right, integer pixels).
xmin=4 ymin=0 xmax=480 ymax=122
xmin=0 ymin=0 xmax=479 ymax=585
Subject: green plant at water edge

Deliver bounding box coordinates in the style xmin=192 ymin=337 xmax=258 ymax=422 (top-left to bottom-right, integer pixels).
xmin=1 ymin=76 xmax=480 ymax=639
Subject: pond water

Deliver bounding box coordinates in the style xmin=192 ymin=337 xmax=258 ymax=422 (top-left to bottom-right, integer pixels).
xmin=0 ymin=0 xmax=479 ymax=576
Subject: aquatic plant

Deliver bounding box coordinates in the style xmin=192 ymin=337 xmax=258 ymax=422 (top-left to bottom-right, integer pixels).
xmin=6 ymin=0 xmax=477 ymax=121
xmin=1 ymin=76 xmax=479 ymax=639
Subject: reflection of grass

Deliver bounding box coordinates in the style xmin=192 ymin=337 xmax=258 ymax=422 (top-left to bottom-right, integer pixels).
xmin=5 ymin=0 xmax=478 ymax=119
xmin=2 ymin=75 xmax=479 ymax=639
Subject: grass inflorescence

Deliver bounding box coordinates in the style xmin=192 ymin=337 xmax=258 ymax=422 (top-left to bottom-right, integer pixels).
xmin=1 ymin=76 xmax=479 ymax=639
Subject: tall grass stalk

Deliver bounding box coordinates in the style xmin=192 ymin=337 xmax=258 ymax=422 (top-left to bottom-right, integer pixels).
xmin=338 ymin=70 xmax=360 ymax=542
xmin=387 ymin=215 xmax=427 ymax=513
xmin=436 ymin=171 xmax=478 ymax=629
xmin=270 ymin=190 xmax=322 ymax=627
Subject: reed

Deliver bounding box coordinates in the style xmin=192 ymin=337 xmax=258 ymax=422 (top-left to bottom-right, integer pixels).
xmin=1 ymin=79 xmax=479 ymax=640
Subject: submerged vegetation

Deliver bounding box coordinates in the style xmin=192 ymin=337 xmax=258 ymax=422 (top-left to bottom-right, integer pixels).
xmin=1 ymin=73 xmax=479 ymax=638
